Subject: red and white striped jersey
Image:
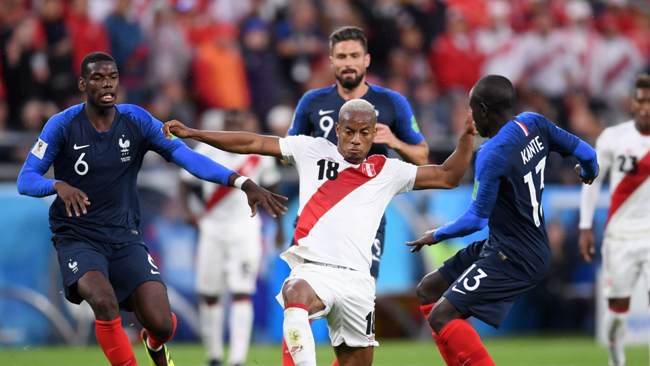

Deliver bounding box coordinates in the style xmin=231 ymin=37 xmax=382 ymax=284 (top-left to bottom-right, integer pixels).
xmin=279 ymin=135 xmax=418 ymax=272
xmin=180 ymin=143 xmax=280 ymax=227
xmin=580 ymin=121 xmax=650 ymax=238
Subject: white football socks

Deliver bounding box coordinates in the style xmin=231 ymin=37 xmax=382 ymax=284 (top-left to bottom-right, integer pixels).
xmin=606 ymin=310 xmax=627 ymax=366
xmin=199 ymin=301 xmax=224 ymax=362
xmin=283 ymin=306 xmax=316 ymax=366
xmin=229 ymin=300 xmax=253 ymax=365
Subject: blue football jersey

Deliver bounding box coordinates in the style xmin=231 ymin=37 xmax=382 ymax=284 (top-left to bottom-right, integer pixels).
xmin=472 ymin=112 xmax=580 ymax=279
xmin=287 ymin=83 xmax=424 ymax=156
xmin=24 ymin=103 xmax=185 ymax=243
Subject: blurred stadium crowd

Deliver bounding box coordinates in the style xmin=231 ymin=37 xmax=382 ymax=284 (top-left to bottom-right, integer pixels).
xmin=0 ymin=0 xmax=649 ymax=170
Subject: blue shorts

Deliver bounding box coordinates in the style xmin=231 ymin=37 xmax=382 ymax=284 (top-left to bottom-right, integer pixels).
xmin=438 ymin=240 xmax=540 ymax=328
xmin=54 ymin=237 xmax=163 ymax=310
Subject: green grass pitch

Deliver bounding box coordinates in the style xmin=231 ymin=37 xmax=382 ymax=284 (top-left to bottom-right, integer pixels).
xmin=0 ymin=336 xmax=647 ymax=366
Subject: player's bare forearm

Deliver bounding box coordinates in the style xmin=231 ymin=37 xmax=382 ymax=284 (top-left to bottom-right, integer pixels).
xmin=393 ymin=140 xmax=429 ymax=165
xmin=191 ymin=130 xmax=282 ymax=158
xmin=164 ymin=119 xmax=283 ymax=157
xmin=413 ymin=133 xmax=474 ymax=189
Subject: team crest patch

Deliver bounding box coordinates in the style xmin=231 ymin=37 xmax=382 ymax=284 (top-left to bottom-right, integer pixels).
xmin=31 ymin=138 xmax=48 ymax=159
xmin=361 ymin=163 xmax=377 ymax=177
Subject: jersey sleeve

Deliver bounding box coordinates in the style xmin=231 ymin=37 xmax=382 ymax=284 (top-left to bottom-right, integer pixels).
xmin=286 ymin=91 xmax=314 ymax=136
xmin=17 ymin=113 xmax=68 ymax=197
xmin=579 ymin=129 xmax=613 ymax=229
xmin=388 ymin=91 xmax=425 ymax=145
xmin=386 ymin=158 xmax=418 ymax=194
xmin=179 ymin=143 xmax=210 ymax=184
xmin=278 ymin=135 xmax=314 ymax=167
xmin=129 ymin=105 xmax=185 ymax=160
xmin=530 ymin=112 xmax=579 ymax=156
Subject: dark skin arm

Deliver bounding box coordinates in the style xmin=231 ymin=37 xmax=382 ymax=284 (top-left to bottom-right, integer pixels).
xmin=54 ymin=181 xmax=91 ymax=217
xmin=164 ymin=120 xmax=282 ymax=158
xmin=412 ymin=113 xmax=477 ymax=190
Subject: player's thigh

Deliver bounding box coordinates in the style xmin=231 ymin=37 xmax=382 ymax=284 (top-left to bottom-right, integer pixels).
xmin=195 ymin=227 xmax=227 ymax=296
xmin=53 ymin=238 xmax=111 ymax=305
xmin=602 ymin=235 xmax=640 ymax=299
xmin=442 ymin=253 xmax=538 ymax=328
xmin=130 ymin=281 xmax=173 ymax=334
xmin=108 ymin=242 xmax=165 ymax=310
xmin=334 ymin=344 xmax=374 ymax=366
xmin=327 ymin=270 xmax=378 ymax=349
xmin=277 ymin=264 xmax=335 ymax=317
xmin=226 ymin=225 xmax=262 ymax=295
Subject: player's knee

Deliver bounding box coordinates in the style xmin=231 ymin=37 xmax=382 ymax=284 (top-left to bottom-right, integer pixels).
xmin=200 ymin=295 xmax=219 ymax=306
xmin=232 ymin=293 xmax=251 ymax=302
xmin=416 ymin=272 xmax=445 ymax=305
xmin=86 ymin=293 xmax=119 ymax=320
xmin=282 ymin=279 xmax=310 ymax=305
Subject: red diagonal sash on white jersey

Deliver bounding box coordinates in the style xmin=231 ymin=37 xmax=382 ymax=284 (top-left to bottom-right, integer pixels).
xmin=294 ymin=155 xmax=387 ymax=243
xmin=204 ymin=155 xmax=261 ymax=212
xmin=607 ymin=150 xmax=650 ymax=225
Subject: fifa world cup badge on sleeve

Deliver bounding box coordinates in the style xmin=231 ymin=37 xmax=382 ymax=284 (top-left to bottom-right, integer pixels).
xmin=31 ymin=139 xmax=48 ymax=159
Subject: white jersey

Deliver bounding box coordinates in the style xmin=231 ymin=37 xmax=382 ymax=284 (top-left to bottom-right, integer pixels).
xmin=279 ymin=136 xmax=417 ymax=272
xmin=180 ymin=143 xmax=281 ymax=227
xmin=579 ymin=121 xmax=650 ymax=239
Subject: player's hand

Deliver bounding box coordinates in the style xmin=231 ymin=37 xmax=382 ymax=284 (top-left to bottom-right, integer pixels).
xmin=574 ymin=164 xmax=597 ymax=185
xmin=463 ymin=112 xmax=478 ymax=136
xmin=163 ymin=119 xmax=193 ymax=139
xmin=578 ymin=229 xmax=596 ymax=262
xmin=54 ymin=181 xmax=90 ymax=217
xmin=241 ymin=179 xmax=288 ymax=218
xmin=406 ymin=229 xmax=438 ymax=253
xmin=373 ymin=123 xmax=399 ymax=148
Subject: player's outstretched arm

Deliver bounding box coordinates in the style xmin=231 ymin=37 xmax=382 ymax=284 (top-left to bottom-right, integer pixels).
xmin=164 ymin=119 xmax=282 ymax=158
xmin=412 ymin=113 xmax=477 ymax=189
xmin=169 ymin=145 xmax=288 ymax=218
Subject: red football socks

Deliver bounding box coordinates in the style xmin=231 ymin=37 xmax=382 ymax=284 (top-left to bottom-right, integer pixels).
xmin=146 ymin=312 xmax=177 ymax=350
xmin=420 ymin=303 xmax=456 ymax=366
xmin=281 ymin=338 xmax=295 ymax=366
xmin=437 ymin=319 xmax=495 ymax=366
xmin=95 ymin=316 xmax=137 ymax=366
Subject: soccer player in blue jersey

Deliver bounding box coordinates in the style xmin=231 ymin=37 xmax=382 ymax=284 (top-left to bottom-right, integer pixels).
xmin=407 ymin=75 xmax=599 ymax=366
xmin=15 ymin=52 xmax=287 ymax=366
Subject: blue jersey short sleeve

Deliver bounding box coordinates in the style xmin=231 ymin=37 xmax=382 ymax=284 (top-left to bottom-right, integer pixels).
xmin=387 ymin=91 xmax=424 ymax=145
xmin=287 ymin=90 xmax=316 ymax=136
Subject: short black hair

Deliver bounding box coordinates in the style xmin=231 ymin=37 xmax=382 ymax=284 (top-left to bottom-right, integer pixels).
xmin=329 ymin=26 xmax=368 ymax=53
xmin=80 ymin=52 xmax=116 ymax=78
xmin=471 ymin=75 xmax=515 ymax=113
xmin=636 ymin=74 xmax=650 ymax=89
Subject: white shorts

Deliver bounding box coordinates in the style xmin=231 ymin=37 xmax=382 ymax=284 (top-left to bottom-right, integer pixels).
xmin=276 ymin=262 xmax=378 ymax=348
xmin=195 ymin=222 xmax=262 ymax=296
xmin=601 ymin=234 xmax=650 ymax=299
